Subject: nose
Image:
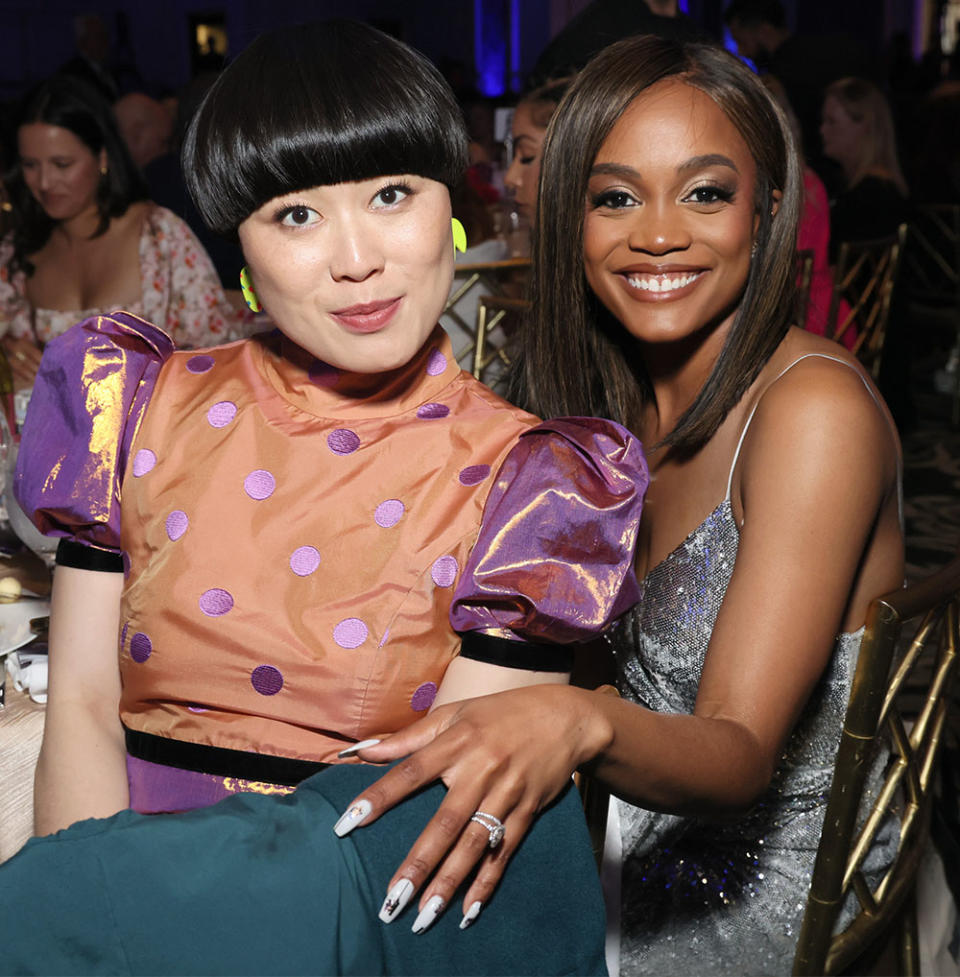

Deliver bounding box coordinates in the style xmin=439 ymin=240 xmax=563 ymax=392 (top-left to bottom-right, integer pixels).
xmin=626 ymin=202 xmax=691 ymax=255
xmin=504 ymin=156 xmax=522 ymax=196
xmin=328 ymin=216 xmax=384 ymax=283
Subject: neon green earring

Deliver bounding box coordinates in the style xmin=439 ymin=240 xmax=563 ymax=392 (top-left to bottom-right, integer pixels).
xmin=239 ymin=266 xmax=261 ymax=313
xmin=451 ymin=217 xmax=467 ymax=255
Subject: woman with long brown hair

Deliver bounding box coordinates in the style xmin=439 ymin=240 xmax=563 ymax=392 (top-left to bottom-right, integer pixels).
xmin=342 ymin=35 xmax=903 ymax=975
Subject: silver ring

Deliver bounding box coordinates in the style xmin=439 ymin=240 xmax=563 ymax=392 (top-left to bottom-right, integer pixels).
xmin=469 ymin=810 xmax=505 ymax=849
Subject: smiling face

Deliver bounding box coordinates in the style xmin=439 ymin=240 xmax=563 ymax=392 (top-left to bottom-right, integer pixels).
xmin=238 ymin=175 xmax=454 ymax=374
xmin=504 ymin=102 xmax=548 ymax=217
xmin=18 ymin=122 xmax=105 ymax=223
xmin=583 ymin=79 xmax=761 ymax=349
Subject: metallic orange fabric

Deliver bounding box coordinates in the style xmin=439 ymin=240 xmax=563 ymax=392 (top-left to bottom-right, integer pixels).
xmin=115 ymin=324 xmax=536 ymax=764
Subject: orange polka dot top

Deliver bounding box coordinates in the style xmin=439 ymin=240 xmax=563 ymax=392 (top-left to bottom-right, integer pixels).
xmin=17 ymin=312 xmax=537 ymax=796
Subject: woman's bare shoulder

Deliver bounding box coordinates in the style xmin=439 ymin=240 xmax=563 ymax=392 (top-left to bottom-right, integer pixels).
xmin=742 ymin=328 xmax=899 ymax=482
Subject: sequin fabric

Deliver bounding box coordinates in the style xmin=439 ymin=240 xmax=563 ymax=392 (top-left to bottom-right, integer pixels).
xmin=607 ymin=498 xmax=897 ymax=976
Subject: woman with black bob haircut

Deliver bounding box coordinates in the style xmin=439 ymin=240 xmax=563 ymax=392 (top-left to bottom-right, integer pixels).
xmin=183 ymin=18 xmax=466 ymax=239
xmin=343 ymin=35 xmax=904 ymax=976
xmin=0 ymin=76 xmax=241 ymax=384
xmin=0 ymin=19 xmax=626 ymax=975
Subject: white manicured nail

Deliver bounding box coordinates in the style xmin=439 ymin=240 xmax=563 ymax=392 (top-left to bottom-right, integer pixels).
xmin=379 ymin=878 xmax=414 ymax=923
xmin=412 ymin=895 xmax=445 ymax=934
xmin=337 ymin=738 xmax=381 ymax=758
xmin=459 ymin=900 xmax=482 ymax=930
xmin=332 ymin=798 xmax=372 ymax=837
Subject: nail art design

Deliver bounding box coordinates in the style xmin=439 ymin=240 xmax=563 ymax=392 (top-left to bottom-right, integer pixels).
xmin=412 ymin=895 xmax=445 ymax=934
xmin=459 ymin=901 xmax=482 ymax=930
xmin=379 ymin=878 xmax=414 ymax=923
xmin=337 ymin=738 xmax=381 ymax=758
xmin=332 ymin=798 xmax=372 ymax=837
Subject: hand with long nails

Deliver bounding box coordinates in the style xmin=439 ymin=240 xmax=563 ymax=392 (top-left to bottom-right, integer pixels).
xmin=331 ymin=684 xmax=607 ymax=933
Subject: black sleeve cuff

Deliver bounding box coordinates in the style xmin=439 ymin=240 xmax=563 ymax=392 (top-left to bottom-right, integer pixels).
xmin=56 ymin=538 xmax=124 ymax=572
xmin=459 ymin=631 xmax=573 ymax=673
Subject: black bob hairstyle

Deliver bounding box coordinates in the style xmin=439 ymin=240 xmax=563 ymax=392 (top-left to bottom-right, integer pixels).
xmin=184 ymin=20 xmax=469 ymax=239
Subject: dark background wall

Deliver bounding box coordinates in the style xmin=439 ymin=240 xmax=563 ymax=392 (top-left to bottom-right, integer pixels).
xmin=0 ymin=0 xmax=935 ymax=101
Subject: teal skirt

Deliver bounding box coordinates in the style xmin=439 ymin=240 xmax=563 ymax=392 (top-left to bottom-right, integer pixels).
xmin=0 ymin=762 xmax=606 ymax=976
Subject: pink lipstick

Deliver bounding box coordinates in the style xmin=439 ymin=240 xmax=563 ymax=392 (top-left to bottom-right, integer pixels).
xmin=332 ymin=297 xmax=402 ymax=333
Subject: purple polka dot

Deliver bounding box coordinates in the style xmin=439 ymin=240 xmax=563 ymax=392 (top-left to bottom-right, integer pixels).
xmin=417 ymin=403 xmax=450 ymax=419
xmin=199 ymin=588 xmax=234 ymax=616
xmin=187 ymin=704 xmax=208 ymax=713
xmin=426 ymin=348 xmax=448 ymax=376
xmin=186 ymin=355 xmax=214 ymax=374
xmin=327 ymin=429 xmax=360 ymax=455
xmin=132 ymin=449 xmax=156 ymax=477
xmin=244 ymin=469 xmax=276 ymax=500
xmin=334 ymin=618 xmax=369 ymax=649
xmin=130 ymin=632 xmax=152 ymax=663
xmin=458 ymin=464 xmax=491 ymax=486
xmin=166 ymin=510 xmax=188 ymax=541
xmin=379 ymin=628 xmax=390 ymax=648
xmin=411 ymin=682 xmax=438 ymax=712
xmin=431 ymin=555 xmax=459 ymax=588
xmin=207 ymin=401 xmax=237 ymax=428
xmin=120 ymin=622 xmax=129 ymax=647
xmin=289 ymin=545 xmax=321 ymax=576
xmin=308 ymin=361 xmax=340 ymax=387
xmin=122 ymin=551 xmax=131 ymax=579
xmin=374 ymin=499 xmax=405 ymax=528
xmin=251 ymin=665 xmax=284 ymax=696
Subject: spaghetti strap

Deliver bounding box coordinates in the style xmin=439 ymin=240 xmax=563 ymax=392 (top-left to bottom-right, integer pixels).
xmin=724 ymin=353 xmax=903 ymax=524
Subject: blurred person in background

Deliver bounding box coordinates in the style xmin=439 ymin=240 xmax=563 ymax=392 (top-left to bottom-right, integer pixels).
xmin=0 ymin=76 xmax=245 ymax=389
xmin=820 ymin=77 xmax=910 ymax=257
xmin=114 ymin=92 xmax=173 ymax=170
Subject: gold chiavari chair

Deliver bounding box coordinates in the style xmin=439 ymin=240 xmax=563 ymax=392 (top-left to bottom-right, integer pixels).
xmin=792 ymin=554 xmax=960 ymax=975
xmin=472 ymin=294 xmax=530 ymax=390
xmin=901 ymin=204 xmax=960 ymax=425
xmin=828 ymin=224 xmax=908 ymax=380
xmin=441 ymin=258 xmax=531 ymax=372
xmin=796 ymin=248 xmax=815 ymax=328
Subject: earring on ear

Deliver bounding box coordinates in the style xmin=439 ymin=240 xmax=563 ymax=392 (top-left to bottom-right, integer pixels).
xmin=99 ymin=165 xmax=108 ymax=176
xmin=750 ymin=241 xmax=758 ymax=258
xmin=451 ymin=217 xmax=467 ymax=255
xmin=239 ymin=266 xmax=262 ymax=313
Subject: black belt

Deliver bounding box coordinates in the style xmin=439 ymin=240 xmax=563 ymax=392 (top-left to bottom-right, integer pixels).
xmin=124 ymin=727 xmax=330 ymax=787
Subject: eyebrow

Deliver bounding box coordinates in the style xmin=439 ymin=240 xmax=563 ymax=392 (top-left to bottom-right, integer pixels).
xmin=590 ymin=154 xmax=740 ymax=179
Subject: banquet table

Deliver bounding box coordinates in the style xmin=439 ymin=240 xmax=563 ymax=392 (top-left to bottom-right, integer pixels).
xmin=0 ymin=679 xmax=44 ymax=862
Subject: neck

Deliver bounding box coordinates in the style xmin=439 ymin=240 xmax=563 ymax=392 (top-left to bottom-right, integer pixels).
xmin=640 ymin=317 xmax=732 ymax=441
xmin=55 ymin=205 xmax=103 ymax=244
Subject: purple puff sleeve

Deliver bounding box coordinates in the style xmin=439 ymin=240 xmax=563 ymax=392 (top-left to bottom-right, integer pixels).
xmin=450 ymin=417 xmax=648 ymax=646
xmin=13 ymin=312 xmax=174 ymax=553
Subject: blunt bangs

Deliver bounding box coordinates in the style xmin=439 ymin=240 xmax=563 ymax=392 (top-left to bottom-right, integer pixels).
xmin=184 ymin=20 xmax=468 ymax=237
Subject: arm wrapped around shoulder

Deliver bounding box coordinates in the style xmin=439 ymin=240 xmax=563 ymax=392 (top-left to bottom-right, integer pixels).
xmin=451 ymin=417 xmax=648 ymax=660
xmin=13 ymin=312 xmax=173 ymax=556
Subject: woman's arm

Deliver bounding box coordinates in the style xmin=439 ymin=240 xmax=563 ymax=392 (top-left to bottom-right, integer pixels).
xmin=33 ymin=565 xmax=128 ymax=835
xmin=337 ymin=358 xmax=901 ymax=922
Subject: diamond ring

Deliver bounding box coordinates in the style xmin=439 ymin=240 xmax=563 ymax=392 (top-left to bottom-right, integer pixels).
xmin=469 ymin=811 xmax=505 ymax=849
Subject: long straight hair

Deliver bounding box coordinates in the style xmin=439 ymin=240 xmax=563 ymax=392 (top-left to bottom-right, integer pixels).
xmin=515 ymin=36 xmax=803 ymax=450
xmin=825 ymin=77 xmax=908 ymax=196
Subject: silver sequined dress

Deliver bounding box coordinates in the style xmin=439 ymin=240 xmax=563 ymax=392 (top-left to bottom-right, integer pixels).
xmin=607 ymin=354 xmax=898 ymax=976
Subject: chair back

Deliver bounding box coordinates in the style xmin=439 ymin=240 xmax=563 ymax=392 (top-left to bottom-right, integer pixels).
xmin=828 ymin=225 xmax=908 ymax=379
xmin=441 ymin=258 xmax=530 ymax=373
xmin=900 ymin=204 xmax=960 ymax=425
xmin=792 ymin=555 xmax=960 ymax=975
xmin=901 ymin=204 xmax=960 ymax=310
xmin=472 ymin=294 xmax=529 ymax=390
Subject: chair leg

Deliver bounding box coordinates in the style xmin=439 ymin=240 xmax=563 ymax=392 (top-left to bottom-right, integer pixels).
xmin=898 ymin=887 xmax=921 ymax=977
